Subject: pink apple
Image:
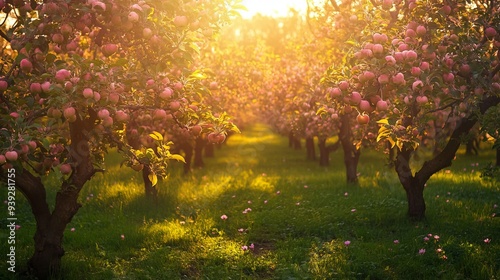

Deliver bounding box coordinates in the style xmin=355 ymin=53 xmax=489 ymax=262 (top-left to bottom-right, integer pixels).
xmin=30 ymin=82 xmax=42 ymax=94
xmin=485 ymin=27 xmax=497 ymax=39
xmin=169 ymin=101 xmax=181 ymax=111
xmin=5 ymin=151 xmax=18 ymax=161
xmin=350 ymin=92 xmax=362 ymax=105
xmin=59 ymin=163 xmax=72 ymax=175
xmin=339 ymin=81 xmax=349 ymax=91
xmin=376 ymin=100 xmax=388 ymax=111
xmin=115 ymin=110 xmax=129 ymax=122
xmin=128 ymin=11 xmax=139 ymax=22
xmin=63 ymin=107 xmax=76 ymax=119
xmin=443 ymin=73 xmax=455 ymax=83
xmin=153 ymin=109 xmax=167 ymax=120
xmin=98 ymin=109 xmax=110 ymax=119
xmin=160 ymin=88 xmax=173 ymax=100
xmin=416 ymin=25 xmax=427 ymax=36
xmin=329 ymin=87 xmax=342 ymax=98
xmin=51 ymin=33 xmax=64 ymax=44
xmin=392 ymin=73 xmax=406 ymax=85
xmin=101 ymin=44 xmax=118 ymax=57
xmin=0 ymin=155 xmax=6 ymax=164
xmin=411 ymin=67 xmax=422 ymax=77
xmin=20 ymin=58 xmax=33 ymax=73
xmin=55 ymin=69 xmax=71 ymax=83
xmin=82 ymin=88 xmax=94 ymax=98
xmin=359 ymin=100 xmax=371 ymax=112
xmin=0 ymin=80 xmax=7 ymax=91
xmin=102 ymin=116 xmax=113 ymax=127
xmin=143 ymin=27 xmax=153 ymax=39
xmin=416 ymin=95 xmax=428 ymax=105
xmin=173 ymin=16 xmax=189 ymax=27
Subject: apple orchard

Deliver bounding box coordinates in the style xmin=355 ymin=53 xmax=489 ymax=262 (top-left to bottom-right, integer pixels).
xmin=0 ymin=0 xmax=499 ymax=279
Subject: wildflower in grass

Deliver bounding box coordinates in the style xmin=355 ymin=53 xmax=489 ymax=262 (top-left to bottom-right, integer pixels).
xmin=221 ymin=214 xmax=228 ymax=220
xmin=296 ymin=202 xmax=301 ymax=206
xmin=445 ymin=170 xmax=451 ymax=174
xmin=344 ymin=240 xmax=351 ymax=246
xmin=434 ymin=235 xmax=440 ymax=241
xmin=238 ymin=228 xmax=245 ymax=233
xmin=441 ymin=255 xmax=448 ymax=260
xmin=179 ymin=221 xmax=185 ymax=225
xmin=493 ymin=204 xmax=498 ymax=209
xmin=248 ymin=200 xmax=252 ymax=204
xmin=249 ymin=243 xmax=255 ymax=250
xmin=242 ymin=208 xmax=252 ymax=214
xmin=351 ymin=208 xmax=356 ymax=212
xmin=262 ymin=173 xmax=267 ymax=176
xmin=264 ymin=200 xmax=268 ymax=204
xmin=446 ymin=199 xmax=450 ymax=203
xmin=120 ymin=234 xmax=125 ymax=240
xmin=423 ymin=237 xmax=430 ymax=242
xmin=436 ymin=195 xmax=440 ymax=198
xmin=232 ymin=195 xmax=236 ymax=198
xmin=344 ymin=192 xmax=349 ymax=197
xmin=15 ymin=225 xmax=21 ymax=230
xmin=436 ymin=248 xmax=443 ymax=253
xmin=70 ymin=227 xmax=75 ymax=232
xmin=418 ymin=248 xmax=426 ymax=255
xmin=241 ymin=245 xmax=248 ymax=251
xmin=304 ymin=185 xmax=309 ymax=188
xmin=394 ymin=240 xmax=399 ymax=244
xmin=484 ymin=238 xmax=491 ymax=244
xmin=276 ymin=191 xmax=281 ymax=195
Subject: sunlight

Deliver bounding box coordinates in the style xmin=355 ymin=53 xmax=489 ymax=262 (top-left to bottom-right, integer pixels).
xmin=239 ymin=0 xmax=308 ymax=18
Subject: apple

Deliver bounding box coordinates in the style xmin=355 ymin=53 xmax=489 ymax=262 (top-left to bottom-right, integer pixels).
xmin=443 ymin=73 xmax=455 ymax=83
xmin=416 ymin=25 xmax=427 ymax=36
xmin=392 ymin=73 xmax=406 ymax=85
xmin=108 ymin=92 xmax=120 ymax=104
xmin=485 ymin=27 xmax=497 ymax=39
xmin=0 ymin=80 xmax=7 ymax=91
xmin=440 ymin=5 xmax=452 ymax=15
xmin=115 ymin=110 xmax=129 ymax=122
xmin=169 ymin=101 xmax=181 ymax=111
xmin=82 ymin=88 xmax=94 ymax=99
xmin=329 ymin=87 xmax=342 ymax=98
xmin=52 ymin=33 xmax=64 ymax=44
xmin=356 ymin=113 xmax=370 ymax=125
xmin=190 ymin=125 xmax=202 ymax=136
xmin=20 ymin=58 xmax=33 ymax=73
xmin=98 ymin=109 xmax=110 ymax=119
xmin=101 ymin=44 xmax=118 ymax=57
xmin=339 ymin=81 xmax=349 ymax=91
xmin=153 ymin=109 xmax=167 ymax=120
xmin=359 ymin=100 xmax=371 ymax=112
xmin=207 ymin=132 xmax=226 ymax=144
xmin=416 ymin=95 xmax=428 ymax=105
xmin=0 ymin=155 xmax=6 ymax=164
xmin=128 ymin=11 xmax=139 ymax=22
xmin=5 ymin=151 xmax=18 ymax=161
xmin=209 ymin=81 xmax=218 ymax=90
xmin=55 ymin=69 xmax=71 ymax=83
xmin=143 ymin=27 xmax=153 ymax=39
xmin=59 ymin=163 xmax=72 ymax=175
xmin=350 ymin=92 xmax=362 ymax=105
xmin=102 ymin=116 xmax=113 ymax=127
xmin=63 ymin=107 xmax=76 ymax=119
xmin=173 ymin=15 xmax=189 ymax=27
xmin=376 ymin=100 xmax=388 ymax=111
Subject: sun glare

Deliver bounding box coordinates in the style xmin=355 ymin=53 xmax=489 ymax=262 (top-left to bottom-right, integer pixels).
xmin=239 ymin=0 xmax=308 ymax=18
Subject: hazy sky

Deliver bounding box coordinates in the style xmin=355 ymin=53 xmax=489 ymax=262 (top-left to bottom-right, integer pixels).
xmin=239 ymin=0 xmax=308 ymax=18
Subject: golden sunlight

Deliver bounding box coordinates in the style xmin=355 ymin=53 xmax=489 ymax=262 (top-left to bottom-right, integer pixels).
xmin=239 ymin=0 xmax=308 ymax=18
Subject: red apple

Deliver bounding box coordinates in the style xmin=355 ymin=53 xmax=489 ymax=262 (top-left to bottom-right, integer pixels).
xmin=376 ymin=100 xmax=388 ymax=111
xmin=0 ymin=80 xmax=7 ymax=91
xmin=20 ymin=58 xmax=33 ymax=73
xmin=356 ymin=113 xmax=370 ymax=125
xmin=101 ymin=44 xmax=118 ymax=57
xmin=485 ymin=27 xmax=497 ymax=39
xmin=59 ymin=163 xmax=72 ymax=175
xmin=5 ymin=151 xmax=18 ymax=161
xmin=0 ymin=155 xmax=6 ymax=164
xmin=173 ymin=15 xmax=189 ymax=27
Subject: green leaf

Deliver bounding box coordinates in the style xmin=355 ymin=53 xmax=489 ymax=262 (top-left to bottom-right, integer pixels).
xmin=170 ymin=154 xmax=186 ymax=163
xmin=149 ymin=131 xmax=163 ymax=141
xmin=148 ymin=173 xmax=158 ymax=187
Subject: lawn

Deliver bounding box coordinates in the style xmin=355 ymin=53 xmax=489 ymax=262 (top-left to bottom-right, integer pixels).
xmin=1 ymin=123 xmax=499 ymax=279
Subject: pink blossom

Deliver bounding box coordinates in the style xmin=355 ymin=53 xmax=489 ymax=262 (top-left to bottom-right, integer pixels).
xmin=238 ymin=228 xmax=245 ymax=233
xmin=241 ymin=245 xmax=248 ymax=251
xmin=434 ymin=235 xmax=440 ymax=240
xmin=264 ymin=200 xmax=268 ymax=204
xmin=484 ymin=238 xmax=491 ymax=244
xmin=249 ymin=243 xmax=255 ymax=250
xmin=351 ymin=209 xmax=356 ymax=212
xmin=393 ymin=240 xmax=399 ymax=244
xmin=423 ymin=237 xmax=430 ymax=242
xmin=220 ymin=214 xmax=228 ymax=220
xmin=276 ymin=191 xmax=281 ymax=195
xmin=344 ymin=240 xmax=351 ymax=246
xmin=120 ymin=234 xmax=125 ymax=240
xmin=418 ymin=248 xmax=426 ymax=255
xmin=344 ymin=192 xmax=349 ymax=197
xmin=248 ymin=200 xmax=252 ymax=204
xmin=304 ymin=185 xmax=309 ymax=188
xmin=70 ymin=227 xmax=75 ymax=232
xmin=15 ymin=225 xmax=21 ymax=230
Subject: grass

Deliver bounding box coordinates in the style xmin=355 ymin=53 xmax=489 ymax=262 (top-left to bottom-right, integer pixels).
xmin=1 ymin=123 xmax=499 ymax=279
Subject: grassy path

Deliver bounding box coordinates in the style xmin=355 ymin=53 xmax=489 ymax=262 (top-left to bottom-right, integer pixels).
xmin=2 ymin=123 xmax=499 ymax=279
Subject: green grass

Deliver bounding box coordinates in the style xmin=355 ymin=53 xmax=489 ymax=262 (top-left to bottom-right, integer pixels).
xmin=1 ymin=123 xmax=499 ymax=279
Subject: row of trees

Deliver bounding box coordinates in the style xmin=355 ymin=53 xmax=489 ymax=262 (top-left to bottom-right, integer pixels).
xmin=208 ymin=0 xmax=499 ymax=220
xmin=0 ymin=0 xmax=241 ymax=278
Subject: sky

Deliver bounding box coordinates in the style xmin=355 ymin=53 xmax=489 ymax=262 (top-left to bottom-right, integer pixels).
xmin=239 ymin=0 xmax=308 ymax=18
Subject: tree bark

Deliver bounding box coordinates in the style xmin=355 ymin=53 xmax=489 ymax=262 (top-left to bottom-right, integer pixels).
xmin=339 ymin=113 xmax=360 ymax=184
xmin=395 ymin=147 xmax=426 ymax=219
xmin=204 ymin=141 xmax=214 ymax=157
xmin=179 ymin=142 xmax=193 ymax=174
xmin=193 ymin=137 xmax=205 ymax=168
xmin=142 ymin=164 xmax=158 ymax=200
xmin=25 ymin=114 xmax=96 ymax=279
xmin=305 ymin=137 xmax=316 ymax=160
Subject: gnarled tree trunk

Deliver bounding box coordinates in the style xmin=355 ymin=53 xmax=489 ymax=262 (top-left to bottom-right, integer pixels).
xmin=193 ymin=137 xmax=205 ymax=168
xmin=16 ymin=115 xmax=96 ymax=279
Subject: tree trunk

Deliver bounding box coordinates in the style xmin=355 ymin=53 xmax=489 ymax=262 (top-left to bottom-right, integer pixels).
xmin=395 ymin=148 xmax=426 ymax=219
xmin=20 ymin=114 xmax=96 ymax=279
xmin=305 ymin=137 xmax=316 ymax=160
xmin=179 ymin=142 xmax=193 ymax=174
xmin=204 ymin=141 xmax=214 ymax=157
xmin=339 ymin=113 xmax=360 ymax=184
xmin=193 ymin=137 xmax=205 ymax=168
xmin=142 ymin=165 xmax=158 ymax=200
xmin=318 ymin=137 xmax=329 ymax=166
